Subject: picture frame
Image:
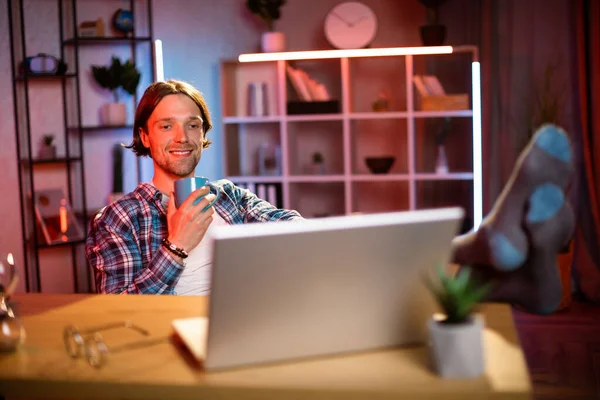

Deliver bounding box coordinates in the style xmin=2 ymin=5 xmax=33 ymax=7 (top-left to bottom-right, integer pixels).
xmin=32 ymin=188 xmax=84 ymax=246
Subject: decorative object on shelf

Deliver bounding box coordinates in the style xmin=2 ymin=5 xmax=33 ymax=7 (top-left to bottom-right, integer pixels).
xmin=38 ymin=134 xmax=57 ymax=159
xmin=324 ymin=1 xmax=378 ymax=49
xmin=108 ymin=144 xmax=124 ymax=204
xmin=78 ymin=18 xmax=105 ymax=37
xmin=413 ymin=75 xmax=469 ymax=111
xmin=19 ymin=53 xmax=67 ymax=77
xmin=111 ymin=9 xmax=134 ymax=35
xmin=434 ymin=117 xmax=452 ymax=174
xmin=0 ymin=253 xmax=26 ymax=352
xmin=418 ymin=0 xmax=448 ymax=46
xmin=424 ymin=265 xmax=490 ymax=378
xmin=365 ymin=156 xmax=395 ymax=174
xmin=91 ymin=56 xmax=141 ymax=126
xmin=33 ymin=188 xmax=84 ymax=246
xmin=247 ymin=82 xmax=269 ymax=116
xmin=311 ymin=152 xmax=326 ymax=175
xmin=371 ymin=91 xmax=390 ymax=112
xmin=258 ymin=142 xmax=281 ymax=176
xmin=246 ymin=0 xmax=287 ymax=53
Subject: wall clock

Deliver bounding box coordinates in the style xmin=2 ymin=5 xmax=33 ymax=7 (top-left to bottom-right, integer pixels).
xmin=324 ymin=1 xmax=378 ymax=49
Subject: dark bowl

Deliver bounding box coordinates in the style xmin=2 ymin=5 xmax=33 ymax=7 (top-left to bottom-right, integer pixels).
xmin=365 ymin=156 xmax=396 ymax=174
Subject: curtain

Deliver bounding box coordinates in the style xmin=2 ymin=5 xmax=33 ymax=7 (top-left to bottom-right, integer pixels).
xmin=445 ymin=0 xmax=592 ymax=307
xmin=572 ymin=0 xmax=600 ymax=303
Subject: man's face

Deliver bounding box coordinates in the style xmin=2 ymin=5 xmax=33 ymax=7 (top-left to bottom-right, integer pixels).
xmin=141 ymin=94 xmax=205 ymax=179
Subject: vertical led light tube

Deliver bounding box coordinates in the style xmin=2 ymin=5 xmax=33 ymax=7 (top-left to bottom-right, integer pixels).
xmin=472 ymin=61 xmax=482 ymax=229
xmin=154 ymin=39 xmax=164 ymax=82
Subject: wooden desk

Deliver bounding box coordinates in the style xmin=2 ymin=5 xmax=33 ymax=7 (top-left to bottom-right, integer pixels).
xmin=0 ymin=294 xmax=532 ymax=399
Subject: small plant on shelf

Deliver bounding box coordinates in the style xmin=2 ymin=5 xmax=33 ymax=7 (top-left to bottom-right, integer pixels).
xmin=91 ymin=56 xmax=141 ymax=126
xmin=38 ymin=134 xmax=56 ymax=159
xmin=246 ymin=0 xmax=286 ymax=32
xmin=424 ymin=265 xmax=491 ymax=378
xmin=246 ymin=0 xmax=287 ymax=52
xmin=418 ymin=0 xmax=449 ymax=46
xmin=311 ymin=151 xmax=326 ymax=175
xmin=91 ymin=56 xmax=141 ymax=103
xmin=42 ymin=134 xmax=54 ymax=147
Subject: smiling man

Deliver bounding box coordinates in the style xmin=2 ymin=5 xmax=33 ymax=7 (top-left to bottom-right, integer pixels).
xmin=86 ymin=79 xmax=302 ymax=295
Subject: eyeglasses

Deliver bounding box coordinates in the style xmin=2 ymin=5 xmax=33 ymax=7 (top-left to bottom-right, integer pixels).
xmin=63 ymin=321 xmax=166 ymax=368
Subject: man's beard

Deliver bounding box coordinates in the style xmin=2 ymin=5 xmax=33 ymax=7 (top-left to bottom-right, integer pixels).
xmin=156 ymin=153 xmax=200 ymax=177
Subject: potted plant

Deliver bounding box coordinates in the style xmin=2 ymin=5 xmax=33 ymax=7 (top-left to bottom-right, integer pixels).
xmin=91 ymin=56 xmax=141 ymax=126
xmin=311 ymin=151 xmax=325 ymax=175
xmin=246 ymin=0 xmax=286 ymax=53
xmin=418 ymin=0 xmax=448 ymax=46
xmin=424 ymin=265 xmax=491 ymax=378
xmin=38 ymin=134 xmax=57 ymax=159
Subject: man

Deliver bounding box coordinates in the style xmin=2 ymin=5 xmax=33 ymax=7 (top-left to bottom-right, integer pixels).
xmin=87 ymin=79 xmax=574 ymax=315
xmin=86 ymin=80 xmax=302 ymax=295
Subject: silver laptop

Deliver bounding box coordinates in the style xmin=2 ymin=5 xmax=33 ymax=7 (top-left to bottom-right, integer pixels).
xmin=172 ymin=207 xmax=464 ymax=371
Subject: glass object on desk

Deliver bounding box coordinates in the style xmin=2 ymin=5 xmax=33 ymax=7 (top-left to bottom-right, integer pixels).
xmin=64 ymin=321 xmax=167 ymax=368
xmin=0 ymin=253 xmax=26 ymax=352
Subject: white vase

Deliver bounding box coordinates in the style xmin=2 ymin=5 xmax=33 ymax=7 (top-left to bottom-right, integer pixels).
xmin=428 ymin=314 xmax=485 ymax=378
xmin=261 ymin=31 xmax=285 ymax=53
xmin=101 ymin=103 xmax=127 ymax=126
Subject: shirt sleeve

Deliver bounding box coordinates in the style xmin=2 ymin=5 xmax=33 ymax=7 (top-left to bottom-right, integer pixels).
xmin=86 ymin=217 xmax=184 ymax=294
xmin=226 ymin=181 xmax=304 ymax=222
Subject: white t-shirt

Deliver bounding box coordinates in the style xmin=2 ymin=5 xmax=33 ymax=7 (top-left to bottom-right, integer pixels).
xmin=157 ymin=187 xmax=227 ymax=295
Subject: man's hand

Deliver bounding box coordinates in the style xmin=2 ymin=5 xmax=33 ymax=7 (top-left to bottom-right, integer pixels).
xmin=166 ymin=186 xmax=216 ymax=253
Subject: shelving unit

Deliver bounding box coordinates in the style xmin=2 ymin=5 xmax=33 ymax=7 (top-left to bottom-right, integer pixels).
xmin=220 ymin=46 xmax=482 ymax=231
xmin=8 ymin=0 xmax=154 ymax=293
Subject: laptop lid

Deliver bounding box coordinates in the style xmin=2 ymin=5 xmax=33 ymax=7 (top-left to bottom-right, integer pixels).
xmin=201 ymin=207 xmax=464 ymax=370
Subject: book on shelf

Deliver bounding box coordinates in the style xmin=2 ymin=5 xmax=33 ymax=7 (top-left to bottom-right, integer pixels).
xmin=422 ymin=75 xmax=446 ymax=95
xmin=286 ymin=64 xmax=331 ymax=102
xmin=412 ymin=75 xmax=446 ymax=97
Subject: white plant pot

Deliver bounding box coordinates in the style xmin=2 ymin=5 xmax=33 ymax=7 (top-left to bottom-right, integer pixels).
xmin=261 ymin=31 xmax=285 ymax=53
xmin=101 ymin=103 xmax=127 ymax=126
xmin=428 ymin=314 xmax=485 ymax=378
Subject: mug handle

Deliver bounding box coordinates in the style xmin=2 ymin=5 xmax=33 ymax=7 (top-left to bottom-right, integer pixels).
xmin=202 ymin=187 xmax=221 ymax=213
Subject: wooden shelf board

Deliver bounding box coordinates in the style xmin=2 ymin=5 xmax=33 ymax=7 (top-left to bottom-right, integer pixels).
xmin=63 ymin=37 xmax=152 ymax=45
xmin=14 ymin=73 xmax=77 ymax=82
xmin=413 ymin=110 xmax=473 ymax=118
xmin=223 ymin=116 xmax=281 ymax=124
xmin=414 ymin=173 xmax=474 ymax=180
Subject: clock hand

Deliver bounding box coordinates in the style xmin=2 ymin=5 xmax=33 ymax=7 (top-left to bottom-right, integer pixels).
xmin=350 ymin=15 xmax=368 ymax=26
xmin=331 ymin=11 xmax=352 ymax=27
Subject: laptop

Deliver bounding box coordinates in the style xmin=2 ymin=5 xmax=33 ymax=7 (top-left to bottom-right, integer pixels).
xmin=172 ymin=207 xmax=464 ymax=370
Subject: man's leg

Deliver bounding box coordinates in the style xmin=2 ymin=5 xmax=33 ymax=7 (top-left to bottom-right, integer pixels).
xmin=468 ymin=200 xmax=575 ymax=314
xmin=449 ymin=123 xmax=576 ymax=314
xmin=452 ymin=124 xmax=574 ymax=271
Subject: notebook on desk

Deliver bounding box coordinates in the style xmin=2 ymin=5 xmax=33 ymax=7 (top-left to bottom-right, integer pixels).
xmin=172 ymin=207 xmax=464 ymax=371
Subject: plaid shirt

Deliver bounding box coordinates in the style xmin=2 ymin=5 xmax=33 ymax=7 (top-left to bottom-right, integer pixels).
xmin=86 ymin=180 xmax=302 ymax=294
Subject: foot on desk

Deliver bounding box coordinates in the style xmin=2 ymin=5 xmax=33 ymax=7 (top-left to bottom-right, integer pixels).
xmin=471 ymin=200 xmax=575 ymax=314
xmin=451 ymin=124 xmax=574 ymax=272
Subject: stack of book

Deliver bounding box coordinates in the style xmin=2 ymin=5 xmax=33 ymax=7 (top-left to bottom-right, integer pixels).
xmin=412 ymin=75 xmax=469 ymax=111
xmin=286 ymin=64 xmax=339 ymax=114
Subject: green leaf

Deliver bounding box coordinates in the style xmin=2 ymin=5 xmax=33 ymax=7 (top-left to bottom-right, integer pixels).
xmin=90 ymin=56 xmax=141 ymax=101
xmin=424 ymin=265 xmax=490 ymax=324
